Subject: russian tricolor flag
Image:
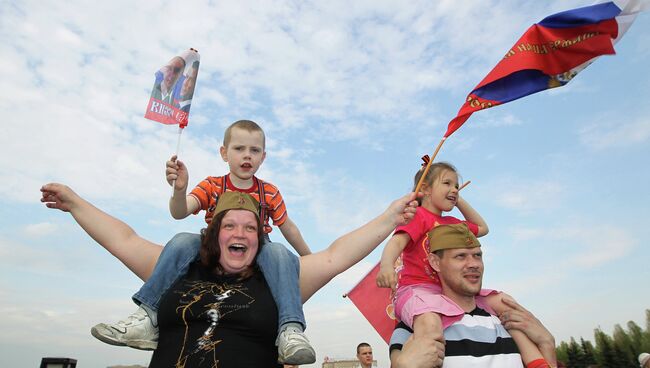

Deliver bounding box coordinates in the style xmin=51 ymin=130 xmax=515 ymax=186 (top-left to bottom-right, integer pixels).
xmin=445 ymin=0 xmax=649 ymax=138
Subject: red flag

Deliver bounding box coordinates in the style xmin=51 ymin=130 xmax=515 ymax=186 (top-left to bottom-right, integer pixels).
xmin=346 ymin=263 xmax=396 ymax=344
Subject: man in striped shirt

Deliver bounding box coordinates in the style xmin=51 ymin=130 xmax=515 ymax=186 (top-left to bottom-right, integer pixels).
xmin=389 ymin=224 xmax=556 ymax=368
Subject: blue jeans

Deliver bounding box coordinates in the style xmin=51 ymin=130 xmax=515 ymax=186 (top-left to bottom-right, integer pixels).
xmin=132 ymin=232 xmax=306 ymax=332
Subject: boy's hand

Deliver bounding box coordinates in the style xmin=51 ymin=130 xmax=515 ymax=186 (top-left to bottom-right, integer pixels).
xmin=166 ymin=155 xmax=189 ymax=191
xmin=376 ymin=265 xmax=398 ymax=290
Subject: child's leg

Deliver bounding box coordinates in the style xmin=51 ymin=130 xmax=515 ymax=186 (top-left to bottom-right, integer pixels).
xmin=256 ymin=238 xmax=315 ymax=365
xmin=91 ymin=232 xmax=201 ymax=351
xmin=413 ymin=312 xmax=444 ymax=344
xmin=132 ymin=232 xmax=201 ymax=311
xmin=486 ymin=293 xmax=550 ymax=368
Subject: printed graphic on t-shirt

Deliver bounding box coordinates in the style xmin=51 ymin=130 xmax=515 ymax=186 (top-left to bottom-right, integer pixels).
xmin=174 ymin=280 xmax=253 ymax=367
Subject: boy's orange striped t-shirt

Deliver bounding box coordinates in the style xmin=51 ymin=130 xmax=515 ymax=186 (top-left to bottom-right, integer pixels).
xmin=189 ymin=174 xmax=287 ymax=233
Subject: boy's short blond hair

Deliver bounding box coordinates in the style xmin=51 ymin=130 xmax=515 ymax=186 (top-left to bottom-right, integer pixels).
xmin=223 ymin=120 xmax=266 ymax=148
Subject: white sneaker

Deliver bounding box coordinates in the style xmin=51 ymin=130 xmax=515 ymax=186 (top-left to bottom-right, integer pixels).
xmin=277 ymin=326 xmax=316 ymax=365
xmin=90 ymin=306 xmax=158 ymax=351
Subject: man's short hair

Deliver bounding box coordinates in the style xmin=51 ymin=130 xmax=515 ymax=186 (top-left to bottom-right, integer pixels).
xmin=357 ymin=342 xmax=371 ymax=354
xmin=223 ymin=119 xmax=265 ymax=148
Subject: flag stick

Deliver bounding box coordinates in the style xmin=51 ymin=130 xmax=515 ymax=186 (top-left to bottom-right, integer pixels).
xmin=171 ymin=126 xmax=184 ymax=195
xmin=414 ymin=137 xmax=446 ymax=194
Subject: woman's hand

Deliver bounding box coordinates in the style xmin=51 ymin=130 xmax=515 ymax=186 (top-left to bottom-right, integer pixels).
xmin=40 ymin=183 xmax=82 ymax=212
xmin=386 ymin=192 xmax=419 ymax=227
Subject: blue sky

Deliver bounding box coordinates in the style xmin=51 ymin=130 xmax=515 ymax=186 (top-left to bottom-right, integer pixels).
xmin=1 ymin=0 xmax=649 ymax=367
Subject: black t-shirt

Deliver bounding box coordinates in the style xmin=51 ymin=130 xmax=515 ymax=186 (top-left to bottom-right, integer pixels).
xmin=149 ymin=261 xmax=281 ymax=368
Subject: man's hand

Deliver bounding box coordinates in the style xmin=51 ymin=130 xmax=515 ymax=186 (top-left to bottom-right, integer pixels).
xmin=392 ymin=335 xmax=445 ymax=368
xmin=499 ymin=296 xmax=557 ymax=366
xmin=499 ymin=296 xmax=554 ymax=346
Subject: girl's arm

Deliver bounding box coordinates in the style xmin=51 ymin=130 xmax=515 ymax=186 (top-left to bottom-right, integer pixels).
xmin=40 ymin=183 xmax=163 ymax=281
xmin=298 ymin=193 xmax=418 ymax=302
xmin=456 ymin=196 xmax=489 ymax=237
xmin=376 ymin=233 xmax=410 ymax=290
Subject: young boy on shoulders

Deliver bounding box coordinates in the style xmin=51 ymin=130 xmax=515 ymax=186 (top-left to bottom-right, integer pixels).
xmin=91 ymin=120 xmax=316 ymax=365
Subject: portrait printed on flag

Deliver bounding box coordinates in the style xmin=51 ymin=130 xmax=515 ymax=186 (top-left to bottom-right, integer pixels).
xmin=145 ymin=48 xmax=200 ymax=127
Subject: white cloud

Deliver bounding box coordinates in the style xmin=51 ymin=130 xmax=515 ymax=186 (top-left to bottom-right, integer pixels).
xmin=475 ymin=112 xmax=523 ymax=129
xmin=579 ymin=115 xmax=650 ymax=150
xmin=490 ymin=178 xmax=565 ymax=213
xmin=509 ymin=227 xmax=544 ymax=242
xmin=23 ymin=222 xmax=58 ymax=237
xmin=557 ymin=225 xmax=637 ymax=268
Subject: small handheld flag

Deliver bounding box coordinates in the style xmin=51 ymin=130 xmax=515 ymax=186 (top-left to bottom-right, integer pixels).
xmin=144 ymin=48 xmax=201 ymax=129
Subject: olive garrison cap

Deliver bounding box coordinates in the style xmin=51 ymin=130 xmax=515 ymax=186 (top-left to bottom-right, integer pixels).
xmin=214 ymin=191 xmax=260 ymax=220
xmin=427 ymin=223 xmax=481 ymax=252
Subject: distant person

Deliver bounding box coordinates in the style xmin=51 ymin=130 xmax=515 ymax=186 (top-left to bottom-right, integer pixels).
xmin=640 ymin=353 xmax=650 ymax=368
xmin=356 ymin=342 xmax=374 ymax=368
xmin=377 ymin=160 xmax=549 ymax=366
xmin=389 ymin=224 xmax=556 ymax=367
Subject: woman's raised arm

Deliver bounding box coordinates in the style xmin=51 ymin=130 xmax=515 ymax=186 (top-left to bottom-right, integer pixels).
xmin=40 ymin=183 xmax=163 ymax=281
xmin=298 ymin=192 xmax=418 ymax=302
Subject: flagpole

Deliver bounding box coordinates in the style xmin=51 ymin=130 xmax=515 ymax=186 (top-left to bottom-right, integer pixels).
xmin=171 ymin=126 xmax=184 ymax=195
xmin=459 ymin=180 xmax=470 ymax=191
xmin=414 ymin=137 xmax=446 ymax=194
